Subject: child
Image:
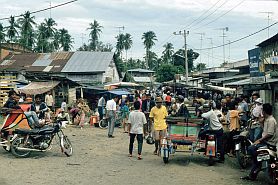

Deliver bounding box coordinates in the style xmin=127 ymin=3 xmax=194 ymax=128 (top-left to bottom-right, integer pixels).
xmin=127 ymin=101 xmax=147 ymax=160
xmin=121 ymin=100 xmax=130 ymax=133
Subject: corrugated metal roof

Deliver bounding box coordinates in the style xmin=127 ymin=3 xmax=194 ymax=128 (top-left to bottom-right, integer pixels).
xmin=32 ymin=53 xmax=52 ymax=66
xmin=127 ymin=68 xmax=154 ymax=73
xmin=61 ymin=51 xmax=114 ymax=73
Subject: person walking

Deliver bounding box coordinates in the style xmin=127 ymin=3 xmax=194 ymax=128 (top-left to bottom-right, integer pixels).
xmin=106 ymin=96 xmax=119 ymax=138
xmin=149 ymin=97 xmax=168 ymax=155
xmin=97 ymin=95 xmax=106 ymax=121
xmin=128 ymin=101 xmax=147 ymax=160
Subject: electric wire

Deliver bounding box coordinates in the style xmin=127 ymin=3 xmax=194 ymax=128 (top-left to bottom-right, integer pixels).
xmin=188 ymin=0 xmax=230 ymax=30
xmin=194 ymin=21 xmax=278 ymax=50
xmin=193 ymin=0 xmax=246 ymax=31
xmin=184 ymin=0 xmax=223 ymax=29
xmin=0 ymin=0 xmax=78 ymax=21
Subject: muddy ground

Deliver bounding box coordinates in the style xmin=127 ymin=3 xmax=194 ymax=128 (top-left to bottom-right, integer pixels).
xmin=0 ymin=125 xmax=270 ymax=185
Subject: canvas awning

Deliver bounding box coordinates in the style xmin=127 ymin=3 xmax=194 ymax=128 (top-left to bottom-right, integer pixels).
xmin=18 ymin=81 xmax=60 ymax=95
xmin=205 ymin=84 xmax=236 ymax=92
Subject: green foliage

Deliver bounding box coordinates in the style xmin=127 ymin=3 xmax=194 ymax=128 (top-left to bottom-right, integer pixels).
xmin=172 ymin=49 xmax=199 ymax=72
xmin=156 ymin=64 xmax=185 ymax=83
xmin=87 ymin=20 xmax=103 ymax=51
xmin=142 ymin=31 xmax=157 ymax=69
xmin=162 ymin=42 xmax=174 ymax=64
xmin=6 ymin=16 xmax=20 ymax=43
xmin=125 ymin=58 xmax=146 ymax=70
xmin=113 ymin=52 xmax=124 ymax=77
xmin=195 ymin=63 xmax=206 ymax=71
xmin=0 ymin=23 xmax=6 ymax=44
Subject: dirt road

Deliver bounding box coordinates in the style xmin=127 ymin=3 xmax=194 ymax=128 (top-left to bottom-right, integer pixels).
xmin=0 ymin=126 xmax=269 ymax=185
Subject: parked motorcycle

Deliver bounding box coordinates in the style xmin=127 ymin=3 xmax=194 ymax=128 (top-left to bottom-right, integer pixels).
xmin=10 ymin=121 xmax=73 ymax=158
xmin=233 ymin=126 xmax=253 ymax=168
xmin=257 ymin=145 xmax=278 ymax=185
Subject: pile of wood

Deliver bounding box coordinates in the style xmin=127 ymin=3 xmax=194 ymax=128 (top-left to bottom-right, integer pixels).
xmin=0 ymin=76 xmax=16 ymax=107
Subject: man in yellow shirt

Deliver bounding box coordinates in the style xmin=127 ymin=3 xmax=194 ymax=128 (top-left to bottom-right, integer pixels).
xmin=150 ymin=97 xmax=168 ymax=155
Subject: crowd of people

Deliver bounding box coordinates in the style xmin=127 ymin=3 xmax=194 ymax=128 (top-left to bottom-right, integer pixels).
xmin=2 ymin=88 xmax=278 ymax=181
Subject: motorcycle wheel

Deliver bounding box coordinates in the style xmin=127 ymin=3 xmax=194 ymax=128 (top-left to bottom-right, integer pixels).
xmin=267 ymin=168 xmax=278 ymax=185
xmin=236 ymin=150 xmax=247 ymax=169
xmin=61 ymin=135 xmax=73 ymax=157
xmin=11 ymin=136 xmax=33 ymax=158
xmin=99 ymin=119 xmax=108 ymax=129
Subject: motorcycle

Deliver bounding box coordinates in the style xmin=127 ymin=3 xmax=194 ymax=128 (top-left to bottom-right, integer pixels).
xmin=0 ymin=107 xmax=31 ymax=151
xmin=10 ymin=121 xmax=73 ymax=158
xmin=257 ymin=145 xmax=278 ymax=185
xmin=205 ymin=133 xmax=217 ymax=166
xmin=233 ymin=126 xmax=253 ymax=168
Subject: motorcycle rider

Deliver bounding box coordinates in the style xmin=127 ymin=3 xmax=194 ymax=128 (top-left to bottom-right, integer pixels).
xmin=201 ymin=103 xmax=225 ymax=163
xmin=249 ymin=98 xmax=263 ymax=142
xmin=241 ymin=103 xmax=278 ymax=181
xmin=3 ymin=90 xmax=19 ymax=109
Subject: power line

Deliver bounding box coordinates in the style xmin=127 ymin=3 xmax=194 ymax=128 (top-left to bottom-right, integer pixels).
xmin=184 ymin=0 xmax=223 ymax=29
xmin=188 ymin=0 xmax=229 ymax=30
xmin=0 ymin=0 xmax=78 ymax=21
xmin=193 ymin=0 xmax=245 ymax=31
xmin=194 ymin=21 xmax=278 ymax=50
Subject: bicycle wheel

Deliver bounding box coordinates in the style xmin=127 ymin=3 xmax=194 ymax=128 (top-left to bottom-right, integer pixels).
xmin=99 ymin=119 xmax=108 ymax=129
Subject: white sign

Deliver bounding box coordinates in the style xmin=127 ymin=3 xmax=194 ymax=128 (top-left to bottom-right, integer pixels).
xmin=250 ymin=76 xmax=265 ymax=84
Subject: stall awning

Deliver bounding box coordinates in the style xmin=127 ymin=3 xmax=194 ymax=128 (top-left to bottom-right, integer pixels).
xmin=108 ymin=90 xmax=131 ymax=95
xmin=206 ymin=84 xmax=236 ymax=92
xmin=18 ymin=81 xmax=60 ymax=95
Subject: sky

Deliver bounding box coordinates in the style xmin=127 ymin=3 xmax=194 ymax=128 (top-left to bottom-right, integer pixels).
xmin=0 ymin=0 xmax=278 ymax=67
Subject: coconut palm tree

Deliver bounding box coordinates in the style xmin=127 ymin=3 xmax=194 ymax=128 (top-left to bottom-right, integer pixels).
xmin=59 ymin=28 xmax=73 ymax=51
xmin=35 ymin=23 xmax=48 ymax=52
xmin=6 ymin=16 xmax=20 ymax=43
xmin=123 ymin=33 xmax=132 ymax=61
xmin=17 ymin=11 xmax=36 ymax=49
xmin=116 ymin=33 xmax=125 ymax=58
xmin=162 ymin=42 xmax=174 ymax=64
xmin=87 ymin=20 xmax=103 ymax=51
xmin=43 ymin=18 xmax=57 ymax=39
xmin=142 ymin=31 xmax=157 ymax=69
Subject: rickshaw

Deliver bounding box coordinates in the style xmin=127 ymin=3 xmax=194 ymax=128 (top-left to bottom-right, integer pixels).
xmin=161 ymin=106 xmax=218 ymax=165
xmin=0 ymin=104 xmax=32 ymax=151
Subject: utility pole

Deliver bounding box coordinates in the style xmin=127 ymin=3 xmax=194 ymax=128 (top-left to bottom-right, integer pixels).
xmin=207 ymin=38 xmax=213 ymax=68
xmin=228 ymin=40 xmax=231 ymax=63
xmin=173 ymin=30 xmax=189 ymax=85
xmin=195 ymin=33 xmax=205 ymax=64
xmin=218 ymin=27 xmax=228 ymax=64
xmin=260 ymin=12 xmax=273 ymax=38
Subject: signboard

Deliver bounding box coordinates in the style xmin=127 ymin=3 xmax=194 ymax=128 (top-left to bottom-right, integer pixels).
xmin=248 ymin=48 xmax=265 ymax=84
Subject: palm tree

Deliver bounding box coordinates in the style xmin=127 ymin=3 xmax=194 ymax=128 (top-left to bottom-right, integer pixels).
xmin=59 ymin=28 xmax=73 ymax=51
xmin=87 ymin=20 xmax=103 ymax=51
xmin=142 ymin=31 xmax=157 ymax=69
xmin=0 ymin=23 xmax=6 ymax=59
xmin=123 ymin=33 xmax=132 ymax=61
xmin=162 ymin=42 xmax=174 ymax=64
xmin=6 ymin=16 xmax=20 ymax=43
xmin=35 ymin=23 xmax=47 ymax=52
xmin=116 ymin=33 xmax=125 ymax=58
xmin=17 ymin=11 xmax=36 ymax=49
xmin=53 ymin=31 xmax=60 ymax=51
xmin=43 ymin=18 xmax=57 ymax=39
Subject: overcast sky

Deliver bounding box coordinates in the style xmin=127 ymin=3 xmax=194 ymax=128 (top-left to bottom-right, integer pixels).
xmin=1 ymin=0 xmax=278 ymax=67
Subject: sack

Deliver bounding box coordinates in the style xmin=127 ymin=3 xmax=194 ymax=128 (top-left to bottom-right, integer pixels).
xmin=146 ymin=135 xmax=155 ymax=145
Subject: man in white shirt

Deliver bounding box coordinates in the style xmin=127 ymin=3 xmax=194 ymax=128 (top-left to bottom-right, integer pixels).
xmin=128 ymin=101 xmax=147 ymax=159
xmin=201 ymin=103 xmax=225 ymax=162
xmin=45 ymin=91 xmax=54 ymax=111
xmin=106 ymin=96 xmax=119 ymax=138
